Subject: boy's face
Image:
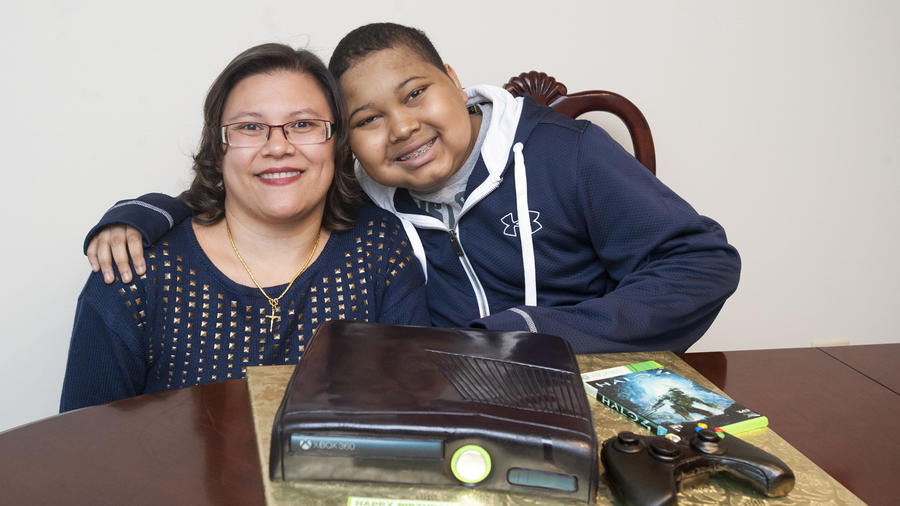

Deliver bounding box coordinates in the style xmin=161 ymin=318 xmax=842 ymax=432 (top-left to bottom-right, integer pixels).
xmin=340 ymin=45 xmax=479 ymax=193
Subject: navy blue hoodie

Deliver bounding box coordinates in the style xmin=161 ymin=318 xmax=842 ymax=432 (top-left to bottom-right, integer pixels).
xmin=357 ymin=85 xmax=740 ymax=353
xmin=86 ymin=85 xmax=740 ymax=353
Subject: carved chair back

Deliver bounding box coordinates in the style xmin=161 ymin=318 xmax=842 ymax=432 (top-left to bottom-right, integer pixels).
xmin=503 ymin=71 xmax=656 ymax=175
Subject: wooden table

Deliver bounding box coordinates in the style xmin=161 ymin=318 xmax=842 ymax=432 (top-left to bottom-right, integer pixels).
xmin=680 ymin=344 xmax=900 ymax=506
xmin=1 ymin=344 xmax=897 ymax=505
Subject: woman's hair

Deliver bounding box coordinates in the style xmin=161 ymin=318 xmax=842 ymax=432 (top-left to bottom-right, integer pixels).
xmin=182 ymin=43 xmax=360 ymax=230
xmin=328 ymin=22 xmax=445 ymax=80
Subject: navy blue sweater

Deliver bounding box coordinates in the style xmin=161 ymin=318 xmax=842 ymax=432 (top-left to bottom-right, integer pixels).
xmin=85 ymin=86 xmax=739 ymax=354
xmin=64 ymin=204 xmax=429 ymax=411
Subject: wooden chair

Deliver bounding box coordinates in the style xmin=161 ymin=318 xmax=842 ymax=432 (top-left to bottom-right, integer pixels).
xmin=503 ymin=71 xmax=656 ymax=175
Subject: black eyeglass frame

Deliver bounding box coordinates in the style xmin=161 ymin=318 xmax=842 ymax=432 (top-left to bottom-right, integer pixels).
xmin=220 ymin=119 xmax=334 ymax=147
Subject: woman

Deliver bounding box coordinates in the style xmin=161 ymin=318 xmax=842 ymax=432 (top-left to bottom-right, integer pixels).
xmin=60 ymin=44 xmax=429 ymax=412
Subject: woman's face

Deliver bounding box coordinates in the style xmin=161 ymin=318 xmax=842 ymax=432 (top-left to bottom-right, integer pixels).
xmin=220 ymin=70 xmax=334 ymax=226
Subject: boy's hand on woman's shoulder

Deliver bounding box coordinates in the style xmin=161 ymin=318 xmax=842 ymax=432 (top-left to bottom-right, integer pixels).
xmin=86 ymin=224 xmax=145 ymax=285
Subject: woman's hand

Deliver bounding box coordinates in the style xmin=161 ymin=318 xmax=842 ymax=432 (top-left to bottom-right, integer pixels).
xmin=86 ymin=224 xmax=146 ymax=284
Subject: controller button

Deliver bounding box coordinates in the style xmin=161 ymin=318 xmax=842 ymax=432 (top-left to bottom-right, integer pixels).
xmin=613 ymin=432 xmax=644 ymax=453
xmin=692 ymin=429 xmax=726 ymax=455
xmin=649 ymin=438 xmax=681 ymax=460
xmin=697 ymin=429 xmax=720 ymax=443
xmin=617 ymin=432 xmax=639 ymax=445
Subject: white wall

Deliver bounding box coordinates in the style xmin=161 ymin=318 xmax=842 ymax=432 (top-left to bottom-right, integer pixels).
xmin=1 ymin=1 xmax=897 ymax=432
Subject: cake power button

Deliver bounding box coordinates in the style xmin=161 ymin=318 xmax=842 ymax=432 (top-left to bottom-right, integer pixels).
xmin=450 ymin=444 xmax=492 ymax=484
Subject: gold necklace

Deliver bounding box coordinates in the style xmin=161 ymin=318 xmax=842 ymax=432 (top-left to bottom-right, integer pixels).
xmin=225 ymin=220 xmax=321 ymax=332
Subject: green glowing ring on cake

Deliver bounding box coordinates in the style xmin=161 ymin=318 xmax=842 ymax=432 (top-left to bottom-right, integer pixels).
xmin=450 ymin=444 xmax=492 ymax=484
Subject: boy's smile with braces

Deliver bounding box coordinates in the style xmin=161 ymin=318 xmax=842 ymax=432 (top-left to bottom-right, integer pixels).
xmin=397 ymin=138 xmax=436 ymax=161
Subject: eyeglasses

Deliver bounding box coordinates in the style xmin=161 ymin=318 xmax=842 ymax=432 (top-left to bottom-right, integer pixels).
xmin=221 ymin=119 xmax=334 ymax=148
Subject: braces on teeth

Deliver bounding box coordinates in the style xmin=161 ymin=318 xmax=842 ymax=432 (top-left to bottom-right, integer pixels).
xmin=400 ymin=139 xmax=435 ymax=161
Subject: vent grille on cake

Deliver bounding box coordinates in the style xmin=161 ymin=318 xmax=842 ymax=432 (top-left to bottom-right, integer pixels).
xmin=427 ymin=349 xmax=589 ymax=418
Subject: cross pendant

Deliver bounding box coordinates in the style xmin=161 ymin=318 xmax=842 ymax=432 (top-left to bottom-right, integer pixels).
xmin=265 ymin=303 xmax=281 ymax=332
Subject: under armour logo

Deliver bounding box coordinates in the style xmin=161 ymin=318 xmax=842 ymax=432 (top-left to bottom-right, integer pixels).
xmin=299 ymin=440 xmax=312 ymax=450
xmin=501 ymin=211 xmax=542 ymax=237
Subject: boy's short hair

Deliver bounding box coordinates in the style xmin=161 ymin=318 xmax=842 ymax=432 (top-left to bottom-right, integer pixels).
xmin=329 ymin=22 xmax=445 ymax=80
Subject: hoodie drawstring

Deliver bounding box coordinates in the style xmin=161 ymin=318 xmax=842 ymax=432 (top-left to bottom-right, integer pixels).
xmin=513 ymin=142 xmax=537 ymax=306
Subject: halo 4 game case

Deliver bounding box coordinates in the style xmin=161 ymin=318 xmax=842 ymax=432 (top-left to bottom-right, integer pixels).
xmin=269 ymin=321 xmax=599 ymax=503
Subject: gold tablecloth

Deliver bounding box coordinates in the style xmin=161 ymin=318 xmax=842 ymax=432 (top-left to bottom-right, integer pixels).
xmin=246 ymin=351 xmax=862 ymax=505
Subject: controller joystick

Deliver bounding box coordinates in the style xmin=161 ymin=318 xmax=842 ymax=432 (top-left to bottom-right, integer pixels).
xmin=601 ymin=430 xmax=795 ymax=505
xmin=691 ymin=428 xmax=726 ymax=455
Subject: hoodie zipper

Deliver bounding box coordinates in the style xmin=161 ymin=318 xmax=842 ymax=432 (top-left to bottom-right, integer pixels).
xmin=448 ymin=229 xmax=491 ymax=318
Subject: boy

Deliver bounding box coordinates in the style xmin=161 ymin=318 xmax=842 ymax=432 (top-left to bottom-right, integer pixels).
xmin=87 ymin=23 xmax=740 ymax=353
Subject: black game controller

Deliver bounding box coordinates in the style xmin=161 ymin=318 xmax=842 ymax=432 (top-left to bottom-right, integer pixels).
xmin=601 ymin=429 xmax=795 ymax=506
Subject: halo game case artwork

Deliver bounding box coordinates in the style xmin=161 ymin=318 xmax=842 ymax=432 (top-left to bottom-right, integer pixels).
xmin=582 ymin=361 xmax=768 ymax=441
